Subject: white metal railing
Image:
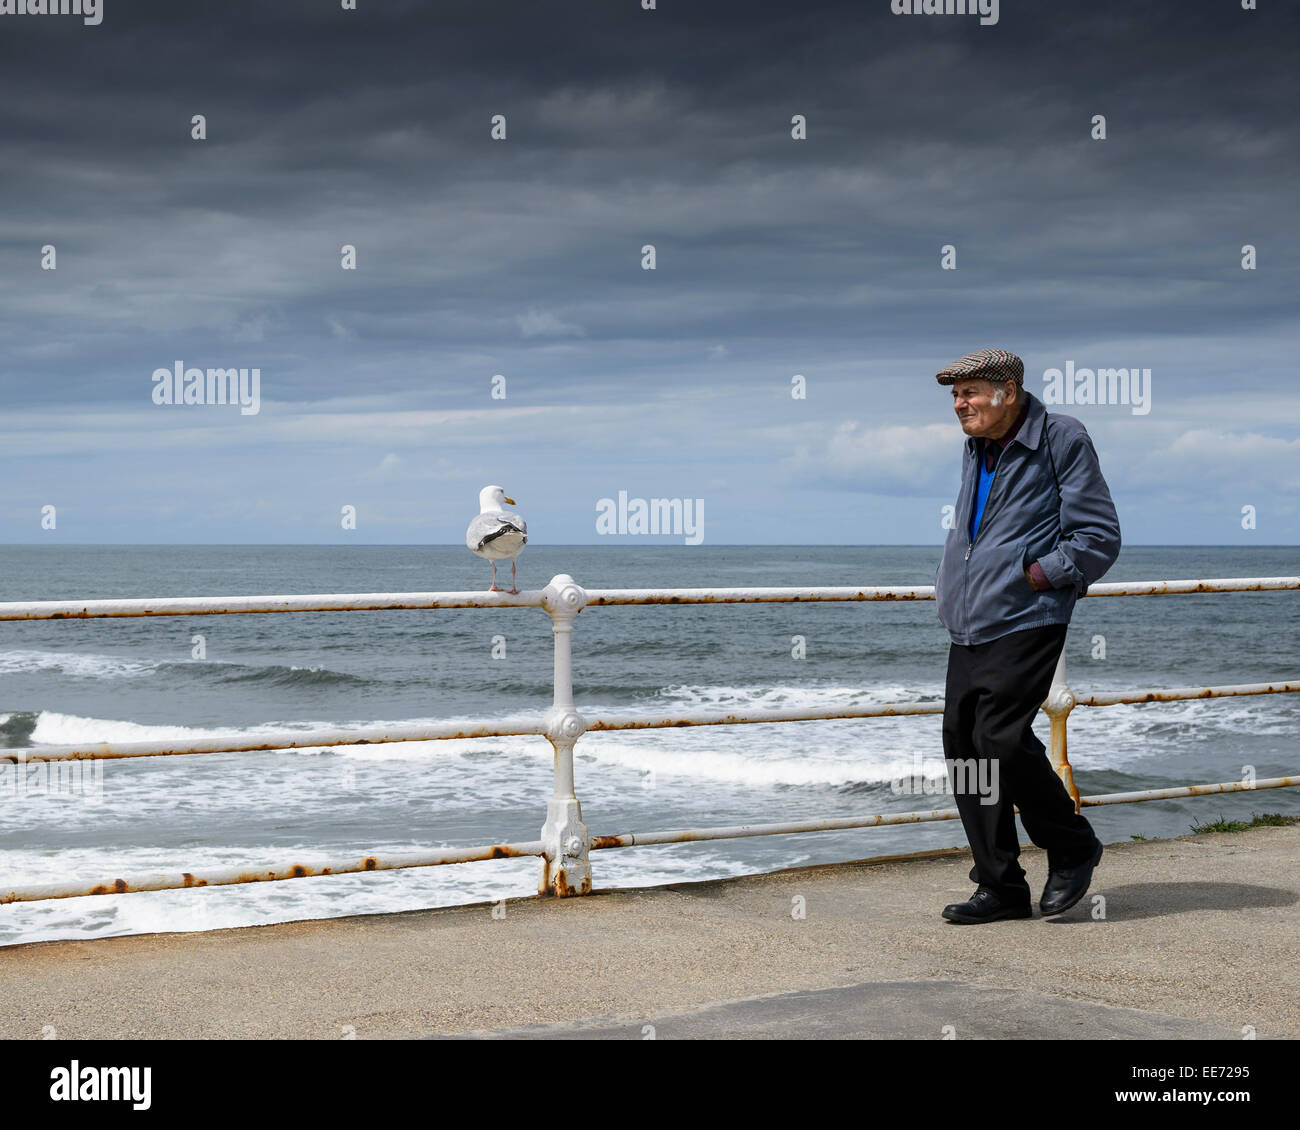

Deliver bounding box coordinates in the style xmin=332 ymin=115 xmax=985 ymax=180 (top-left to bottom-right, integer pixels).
xmin=2 ymin=574 xmax=1297 ymax=906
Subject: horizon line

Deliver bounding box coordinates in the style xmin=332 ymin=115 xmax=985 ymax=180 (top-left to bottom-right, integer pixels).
xmin=0 ymin=543 xmax=1295 ymax=550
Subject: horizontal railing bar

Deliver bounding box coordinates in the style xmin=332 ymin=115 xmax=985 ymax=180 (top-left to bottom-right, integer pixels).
xmin=1076 ymin=681 xmax=1300 ymax=706
xmin=9 ymin=679 xmax=1298 ymax=762
xmin=1083 ymin=576 xmax=1300 ymax=597
xmin=6 ymin=778 xmax=1295 ymax=905
xmin=2 ymin=717 xmax=547 ymax=763
xmin=585 ymin=585 xmax=936 ymax=604
xmin=591 ymin=806 xmax=966 ymax=848
xmin=588 ymin=776 xmax=1300 ymax=850
xmin=0 ymin=577 xmax=1295 ymax=621
xmin=584 ymin=577 xmax=1300 ymax=605
xmin=585 ymin=702 xmax=946 ymax=731
xmin=1078 ymin=778 xmax=1300 ymax=805
xmin=0 ymin=840 xmax=547 ymax=905
xmin=0 ymin=589 xmax=545 ymax=621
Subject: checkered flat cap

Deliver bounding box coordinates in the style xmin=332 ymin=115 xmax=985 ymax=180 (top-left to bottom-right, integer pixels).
xmin=935 ymin=347 xmax=1024 ymax=386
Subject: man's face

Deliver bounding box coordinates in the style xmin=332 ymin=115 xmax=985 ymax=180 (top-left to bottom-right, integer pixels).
xmin=951 ymin=378 xmax=1018 ymax=438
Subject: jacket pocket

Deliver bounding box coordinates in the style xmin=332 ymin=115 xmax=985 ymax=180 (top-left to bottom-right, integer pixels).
xmin=1032 ymin=576 xmax=1076 ymax=624
xmin=965 ymin=538 xmax=1030 ymax=630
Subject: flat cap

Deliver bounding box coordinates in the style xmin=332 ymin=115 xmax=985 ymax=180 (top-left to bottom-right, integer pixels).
xmin=935 ymin=347 xmax=1024 ymax=386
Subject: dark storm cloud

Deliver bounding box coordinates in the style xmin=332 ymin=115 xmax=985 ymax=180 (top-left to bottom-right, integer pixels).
xmin=3 ymin=1 xmax=1297 ymax=399
xmin=0 ymin=0 xmax=1297 ymax=542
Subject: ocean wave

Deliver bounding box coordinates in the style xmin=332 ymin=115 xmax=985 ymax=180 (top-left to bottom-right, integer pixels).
xmin=3 ymin=682 xmax=1291 ymax=768
xmin=0 ymin=648 xmax=371 ymax=690
xmin=646 ymin=682 xmax=944 ymax=711
xmin=577 ymin=740 xmax=939 ymax=788
xmin=26 ymin=712 xmax=255 ymax=747
xmin=209 ymin=663 xmax=370 ymax=689
xmin=0 ymin=650 xmax=158 ymax=680
xmin=0 ymin=711 xmax=39 ymax=748
xmin=16 ymin=711 xmax=419 ymax=749
xmin=1065 ymin=694 xmax=1299 ymax=749
xmin=3 ymin=710 xmax=549 ymax=761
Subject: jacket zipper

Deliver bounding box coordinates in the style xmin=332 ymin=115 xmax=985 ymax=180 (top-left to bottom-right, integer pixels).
xmin=964 ymin=445 xmax=977 ymax=560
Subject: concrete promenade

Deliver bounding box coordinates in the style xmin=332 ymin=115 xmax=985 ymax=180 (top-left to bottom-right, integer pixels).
xmin=1 ymin=825 xmax=1296 ymax=1040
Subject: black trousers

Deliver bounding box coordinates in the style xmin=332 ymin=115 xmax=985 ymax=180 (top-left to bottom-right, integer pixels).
xmin=942 ymin=623 xmax=1096 ymax=901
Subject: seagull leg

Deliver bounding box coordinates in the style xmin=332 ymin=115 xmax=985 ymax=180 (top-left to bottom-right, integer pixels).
xmin=489 ymin=561 xmax=501 ymax=592
xmin=509 ymin=558 xmax=518 ymax=595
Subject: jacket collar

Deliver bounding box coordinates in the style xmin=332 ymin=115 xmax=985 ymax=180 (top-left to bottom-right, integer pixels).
xmin=965 ymin=387 xmax=1046 ymax=455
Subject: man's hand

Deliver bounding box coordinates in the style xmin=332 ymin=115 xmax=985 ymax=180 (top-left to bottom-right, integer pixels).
xmin=1024 ymin=556 xmax=1055 ymax=590
xmin=1024 ymin=563 xmax=1051 ymax=592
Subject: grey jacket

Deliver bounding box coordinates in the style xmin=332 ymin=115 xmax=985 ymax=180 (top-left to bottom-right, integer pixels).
xmin=934 ymin=389 xmax=1121 ymax=645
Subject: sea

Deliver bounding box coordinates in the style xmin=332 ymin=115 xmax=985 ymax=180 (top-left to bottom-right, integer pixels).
xmin=1 ymin=545 xmax=1297 ymax=948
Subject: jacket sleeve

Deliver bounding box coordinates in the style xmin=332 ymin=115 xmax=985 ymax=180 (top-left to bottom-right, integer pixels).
xmin=1034 ymin=423 xmax=1121 ymax=594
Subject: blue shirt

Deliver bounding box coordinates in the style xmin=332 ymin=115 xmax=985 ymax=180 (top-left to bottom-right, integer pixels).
xmin=970 ymin=457 xmax=996 ymax=540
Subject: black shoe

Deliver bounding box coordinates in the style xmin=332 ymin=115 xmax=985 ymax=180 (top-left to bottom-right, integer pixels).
xmin=1040 ymin=840 xmax=1103 ymax=916
xmin=941 ymin=887 xmax=1033 ymax=924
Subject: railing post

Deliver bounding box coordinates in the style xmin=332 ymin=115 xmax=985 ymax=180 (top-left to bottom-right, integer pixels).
xmin=538 ymin=574 xmax=591 ymax=896
xmin=1042 ymin=643 xmax=1081 ymax=813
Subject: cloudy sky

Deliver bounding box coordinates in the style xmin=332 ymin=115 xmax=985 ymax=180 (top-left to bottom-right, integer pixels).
xmin=1 ymin=0 xmax=1297 ymax=544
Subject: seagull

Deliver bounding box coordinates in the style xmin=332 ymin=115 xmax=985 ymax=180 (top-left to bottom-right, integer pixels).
xmin=466 ymin=485 xmax=527 ymax=593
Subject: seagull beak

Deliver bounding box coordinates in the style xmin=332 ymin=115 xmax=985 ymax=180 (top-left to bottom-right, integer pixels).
xmin=504 ymin=496 xmax=516 ymax=505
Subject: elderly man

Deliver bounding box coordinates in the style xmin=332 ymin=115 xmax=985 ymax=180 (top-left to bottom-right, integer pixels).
xmin=933 ymin=348 xmax=1121 ymax=923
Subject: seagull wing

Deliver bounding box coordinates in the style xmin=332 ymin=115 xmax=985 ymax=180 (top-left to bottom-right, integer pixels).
xmin=502 ymin=510 xmax=526 ymax=538
xmin=467 ymin=511 xmax=526 ymax=553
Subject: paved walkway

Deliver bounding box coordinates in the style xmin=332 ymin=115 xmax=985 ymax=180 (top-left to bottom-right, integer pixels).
xmin=2 ymin=826 xmax=1295 ymax=1039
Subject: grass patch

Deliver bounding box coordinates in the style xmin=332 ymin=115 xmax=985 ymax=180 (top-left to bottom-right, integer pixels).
xmin=1190 ymin=812 xmax=1300 ymax=835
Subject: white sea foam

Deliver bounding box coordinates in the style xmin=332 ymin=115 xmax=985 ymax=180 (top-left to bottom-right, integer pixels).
xmin=23 ymin=710 xmax=543 ymax=755
xmin=0 ymin=650 xmax=362 ymax=686
xmin=578 ymin=735 xmax=935 ymax=787
xmin=0 ymin=649 xmax=160 ymax=680
xmin=30 ymin=712 xmax=249 ymax=746
xmin=649 ymin=682 xmax=936 ymax=710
